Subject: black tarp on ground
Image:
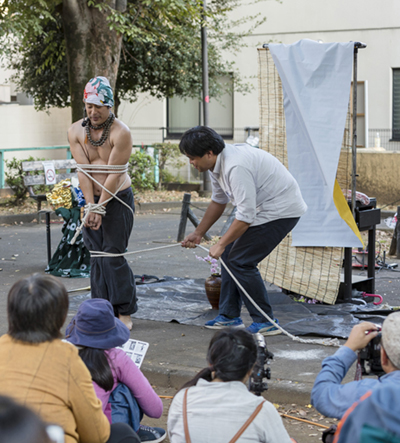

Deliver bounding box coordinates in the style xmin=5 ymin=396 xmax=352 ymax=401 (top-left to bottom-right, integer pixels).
xmin=69 ymin=278 xmax=391 ymax=339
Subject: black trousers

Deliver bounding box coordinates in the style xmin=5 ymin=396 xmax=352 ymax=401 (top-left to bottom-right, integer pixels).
xmin=107 ymin=423 xmax=140 ymax=443
xmin=220 ymin=217 xmax=300 ymax=323
xmin=83 ymin=188 xmax=137 ymax=316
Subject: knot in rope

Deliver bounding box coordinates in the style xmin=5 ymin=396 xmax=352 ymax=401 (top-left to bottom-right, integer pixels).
xmin=70 ymin=202 xmax=108 ymax=245
xmin=84 ymin=202 xmax=107 ymax=216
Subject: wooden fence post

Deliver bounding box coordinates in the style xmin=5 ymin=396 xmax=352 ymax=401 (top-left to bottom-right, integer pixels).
xmin=177 ymin=193 xmax=191 ymax=242
xmin=177 ymin=193 xmax=212 ymax=242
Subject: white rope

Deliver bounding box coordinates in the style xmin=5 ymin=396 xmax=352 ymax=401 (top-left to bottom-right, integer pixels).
xmin=77 ymin=163 xmax=129 ymax=174
xmin=197 ymin=244 xmax=340 ymax=347
xmin=90 ymin=242 xmax=182 ymax=258
xmin=71 ymin=163 xmax=134 ymax=246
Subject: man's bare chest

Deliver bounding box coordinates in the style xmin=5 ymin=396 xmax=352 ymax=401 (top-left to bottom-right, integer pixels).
xmin=79 ymin=133 xmax=113 ymax=163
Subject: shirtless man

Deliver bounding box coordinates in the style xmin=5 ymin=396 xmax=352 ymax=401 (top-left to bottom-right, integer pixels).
xmin=68 ymin=76 xmax=136 ymax=330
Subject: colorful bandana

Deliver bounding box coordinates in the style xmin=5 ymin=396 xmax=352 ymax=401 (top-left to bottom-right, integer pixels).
xmin=83 ymin=76 xmax=114 ymax=107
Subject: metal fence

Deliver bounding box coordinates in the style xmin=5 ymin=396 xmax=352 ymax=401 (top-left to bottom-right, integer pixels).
xmin=0 ymin=146 xmax=71 ymax=189
xmin=129 ymin=126 xmax=259 ymax=146
xmin=368 ymin=129 xmax=400 ymax=151
xmin=130 ymin=126 xmax=400 ymax=152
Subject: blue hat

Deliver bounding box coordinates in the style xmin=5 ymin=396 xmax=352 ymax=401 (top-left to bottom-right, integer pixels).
xmin=65 ymin=298 xmax=130 ymax=350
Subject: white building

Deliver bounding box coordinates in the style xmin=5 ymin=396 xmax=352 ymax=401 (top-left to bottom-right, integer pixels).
xmin=1 ymin=0 xmax=400 ymax=185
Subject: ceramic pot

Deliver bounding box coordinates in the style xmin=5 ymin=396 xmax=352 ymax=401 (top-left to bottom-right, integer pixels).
xmin=205 ymin=274 xmax=221 ymax=309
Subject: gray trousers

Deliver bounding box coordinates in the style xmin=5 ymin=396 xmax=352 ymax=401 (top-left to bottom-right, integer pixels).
xmin=83 ymin=188 xmax=137 ymax=316
xmin=219 ymin=217 xmax=299 ymax=323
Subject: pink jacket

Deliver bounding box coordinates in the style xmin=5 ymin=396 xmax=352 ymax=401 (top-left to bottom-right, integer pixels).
xmin=93 ymin=348 xmax=163 ymax=422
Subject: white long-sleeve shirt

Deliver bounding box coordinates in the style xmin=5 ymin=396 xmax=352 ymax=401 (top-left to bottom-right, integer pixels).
xmin=209 ymin=144 xmax=307 ymax=226
xmin=168 ymin=379 xmax=293 ymax=443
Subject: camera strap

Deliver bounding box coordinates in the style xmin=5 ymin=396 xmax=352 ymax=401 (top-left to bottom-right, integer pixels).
xmin=182 ymin=388 xmax=265 ymax=443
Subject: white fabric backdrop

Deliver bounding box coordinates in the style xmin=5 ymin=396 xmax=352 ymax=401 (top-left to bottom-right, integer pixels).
xmin=269 ymin=39 xmax=362 ymax=248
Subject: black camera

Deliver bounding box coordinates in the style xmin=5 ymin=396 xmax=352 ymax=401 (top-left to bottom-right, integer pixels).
xmin=359 ymin=331 xmax=384 ymax=377
xmin=249 ymin=333 xmax=274 ymax=396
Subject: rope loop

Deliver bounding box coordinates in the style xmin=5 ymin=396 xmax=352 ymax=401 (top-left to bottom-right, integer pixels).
xmin=71 ymin=162 xmax=134 ymax=247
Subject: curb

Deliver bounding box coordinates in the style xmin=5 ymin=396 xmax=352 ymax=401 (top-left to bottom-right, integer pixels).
xmin=140 ymin=365 xmax=312 ymax=404
xmin=0 ymin=201 xmax=232 ymax=224
xmin=135 ymin=201 xmax=209 ymax=212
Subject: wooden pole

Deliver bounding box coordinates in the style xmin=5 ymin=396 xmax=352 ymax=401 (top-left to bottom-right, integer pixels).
xmin=177 ymin=193 xmax=191 ymax=242
xmin=280 ymin=413 xmax=330 ymax=429
xmin=187 ymin=208 xmax=212 ymax=241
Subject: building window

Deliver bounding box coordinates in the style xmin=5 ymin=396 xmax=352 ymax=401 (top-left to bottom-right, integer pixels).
xmin=167 ymin=75 xmax=233 ymax=139
xmin=392 ymin=69 xmax=400 ymax=141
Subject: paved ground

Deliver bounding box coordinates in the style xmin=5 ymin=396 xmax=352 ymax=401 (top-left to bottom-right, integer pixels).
xmin=1 ymin=203 xmax=400 ymax=413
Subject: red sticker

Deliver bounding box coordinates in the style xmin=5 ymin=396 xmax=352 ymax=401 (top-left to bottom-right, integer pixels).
xmin=46 ymin=169 xmax=55 ymax=182
xmin=205 ymin=96 xmax=209 ymax=103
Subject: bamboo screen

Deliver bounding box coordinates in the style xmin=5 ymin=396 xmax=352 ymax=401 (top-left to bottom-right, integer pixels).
xmin=257 ymin=48 xmax=352 ymax=304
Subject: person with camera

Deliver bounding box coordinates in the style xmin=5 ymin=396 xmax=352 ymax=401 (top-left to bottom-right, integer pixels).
xmin=311 ymin=313 xmax=400 ymax=420
xmin=167 ymin=328 xmax=296 ymax=443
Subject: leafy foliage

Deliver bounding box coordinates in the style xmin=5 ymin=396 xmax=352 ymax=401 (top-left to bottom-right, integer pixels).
xmin=4 ymin=156 xmax=51 ymax=205
xmin=0 ymin=0 xmax=267 ymax=113
xmin=4 ymin=157 xmax=29 ymax=204
xmin=160 ymin=169 xmax=183 ymax=185
xmin=152 ymin=142 xmax=185 ymax=189
xmin=128 ymin=150 xmax=155 ymax=191
xmin=5 ymin=3 xmax=69 ymax=111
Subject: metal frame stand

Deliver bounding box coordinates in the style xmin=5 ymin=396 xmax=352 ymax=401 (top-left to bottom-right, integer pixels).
xmin=340 ymin=42 xmax=382 ymax=302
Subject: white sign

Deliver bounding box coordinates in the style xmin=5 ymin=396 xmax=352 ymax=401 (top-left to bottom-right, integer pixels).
xmin=117 ymin=338 xmax=149 ymax=368
xmin=42 ymin=161 xmax=57 ymax=185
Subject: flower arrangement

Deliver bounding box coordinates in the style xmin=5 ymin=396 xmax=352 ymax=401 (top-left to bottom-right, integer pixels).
xmin=195 ymin=254 xmax=221 ymax=276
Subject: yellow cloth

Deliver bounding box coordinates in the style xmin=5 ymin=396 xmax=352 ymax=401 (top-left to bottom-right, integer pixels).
xmin=333 ymin=179 xmax=364 ymax=247
xmin=0 ymin=334 xmax=110 ymax=443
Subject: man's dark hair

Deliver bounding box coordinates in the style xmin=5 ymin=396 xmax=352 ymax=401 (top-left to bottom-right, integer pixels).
xmin=7 ymin=274 xmax=69 ymax=343
xmin=180 ymin=328 xmax=257 ymax=389
xmin=179 ymin=126 xmax=225 ymax=157
xmin=0 ymin=396 xmax=51 ymax=443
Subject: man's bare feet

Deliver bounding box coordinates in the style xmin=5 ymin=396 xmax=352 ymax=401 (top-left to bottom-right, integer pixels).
xmin=119 ymin=314 xmax=133 ymax=331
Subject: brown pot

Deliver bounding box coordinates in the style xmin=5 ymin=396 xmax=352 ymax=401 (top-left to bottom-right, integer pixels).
xmin=205 ymin=274 xmax=221 ymax=310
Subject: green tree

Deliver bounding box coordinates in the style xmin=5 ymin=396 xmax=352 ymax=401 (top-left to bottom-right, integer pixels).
xmin=0 ymin=0 xmax=266 ymax=121
xmin=152 ymin=142 xmax=185 ymax=190
xmin=128 ymin=150 xmax=155 ymax=191
xmin=4 ymin=157 xmax=29 ymax=205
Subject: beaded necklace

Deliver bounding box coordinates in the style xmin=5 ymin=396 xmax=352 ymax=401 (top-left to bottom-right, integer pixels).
xmin=86 ymin=112 xmax=115 ymax=147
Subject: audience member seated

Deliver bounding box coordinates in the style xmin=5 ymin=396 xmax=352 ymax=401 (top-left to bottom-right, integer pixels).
xmin=333 ymin=384 xmax=400 ymax=443
xmin=65 ymin=298 xmax=165 ymax=443
xmin=167 ymin=328 xmax=296 ymax=443
xmin=0 ymin=274 xmax=140 ymax=443
xmin=0 ymin=395 xmax=52 ymax=443
xmin=311 ymin=313 xmax=400 ymax=419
